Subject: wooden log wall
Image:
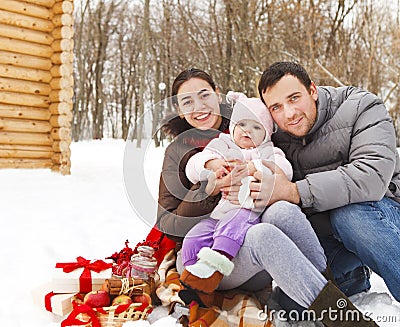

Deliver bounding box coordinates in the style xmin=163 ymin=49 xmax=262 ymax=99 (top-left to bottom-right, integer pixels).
xmin=0 ymin=0 xmax=73 ymax=174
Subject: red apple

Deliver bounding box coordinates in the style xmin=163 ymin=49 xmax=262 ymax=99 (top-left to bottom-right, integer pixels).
xmin=131 ymin=292 xmax=151 ymax=306
xmin=83 ymin=290 xmax=111 ymax=308
xmin=111 ymin=294 xmax=133 ymax=306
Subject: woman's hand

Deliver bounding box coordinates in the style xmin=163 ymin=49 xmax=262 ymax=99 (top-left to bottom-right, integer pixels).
xmin=205 ymin=167 xmax=226 ymax=196
xmin=249 ymin=161 xmax=300 ymax=208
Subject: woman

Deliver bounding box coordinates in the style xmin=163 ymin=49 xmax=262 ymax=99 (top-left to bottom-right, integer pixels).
xmin=156 ymin=68 xmax=377 ymax=327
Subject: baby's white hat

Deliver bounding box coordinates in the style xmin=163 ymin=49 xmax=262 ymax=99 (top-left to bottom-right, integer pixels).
xmin=227 ymin=91 xmax=274 ymax=143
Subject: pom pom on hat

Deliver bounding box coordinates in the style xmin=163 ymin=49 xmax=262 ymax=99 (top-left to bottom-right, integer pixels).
xmin=227 ymin=91 xmax=248 ymax=102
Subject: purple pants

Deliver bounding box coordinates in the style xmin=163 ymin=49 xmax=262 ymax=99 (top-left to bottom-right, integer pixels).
xmin=181 ymin=208 xmax=261 ymax=266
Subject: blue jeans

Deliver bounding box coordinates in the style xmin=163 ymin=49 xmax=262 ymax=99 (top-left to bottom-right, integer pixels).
xmin=318 ymin=234 xmax=371 ymax=295
xmin=331 ymin=197 xmax=400 ymax=302
xmin=276 ymin=197 xmax=400 ymax=317
xmin=307 ymin=210 xmax=372 ymax=297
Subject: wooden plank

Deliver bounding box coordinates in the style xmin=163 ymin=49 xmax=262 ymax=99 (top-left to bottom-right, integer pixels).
xmin=0 ymin=143 xmax=52 ymax=151
xmin=0 ymin=76 xmax=51 ymax=95
xmin=0 ymin=148 xmax=52 ymax=158
xmin=52 ymin=13 xmax=73 ymax=27
xmin=0 ymin=23 xmax=52 ymax=45
xmin=0 ymin=36 xmax=53 ymax=58
xmin=0 ymin=91 xmax=49 ymax=108
xmin=0 ymin=63 xmax=52 ymax=83
xmin=52 ymin=163 xmax=71 ymax=175
xmin=49 ymin=113 xmax=72 ymax=127
xmin=49 ymin=89 xmax=73 ymax=102
xmin=50 ymin=64 xmax=73 ymax=78
xmin=18 ymin=0 xmax=56 ymax=9
xmin=0 ymin=158 xmax=53 ymax=168
xmin=0 ymin=117 xmax=52 ymax=133
xmin=53 ymin=1 xmax=74 ymax=15
xmin=0 ymin=103 xmax=50 ymax=120
xmin=52 ymin=149 xmax=70 ymax=163
xmin=0 ymin=9 xmax=53 ymax=32
xmin=51 ymin=38 xmax=73 ymax=52
xmin=50 ymin=76 xmax=73 ymax=89
xmin=0 ymin=131 xmax=52 ymax=145
xmin=52 ymin=26 xmax=74 ymax=40
xmin=51 ymin=127 xmax=70 ymax=140
xmin=49 ymin=101 xmax=72 ymax=115
xmin=51 ymin=51 xmax=73 ymax=65
xmin=0 ymin=0 xmax=53 ymax=20
xmin=52 ymin=139 xmax=70 ymax=152
xmin=0 ymin=50 xmax=52 ymax=70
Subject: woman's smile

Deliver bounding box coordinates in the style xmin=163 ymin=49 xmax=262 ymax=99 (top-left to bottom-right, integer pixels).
xmin=193 ymin=112 xmax=212 ymax=121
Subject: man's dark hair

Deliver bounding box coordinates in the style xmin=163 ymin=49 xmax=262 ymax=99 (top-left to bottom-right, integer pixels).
xmin=258 ymin=62 xmax=312 ymax=104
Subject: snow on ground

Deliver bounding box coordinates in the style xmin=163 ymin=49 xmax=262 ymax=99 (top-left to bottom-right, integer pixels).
xmin=0 ymin=139 xmax=399 ymax=327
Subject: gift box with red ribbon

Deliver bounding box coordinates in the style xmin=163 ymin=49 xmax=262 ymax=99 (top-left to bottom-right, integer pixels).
xmin=44 ymin=292 xmax=74 ymax=316
xmin=53 ymin=256 xmax=112 ymax=293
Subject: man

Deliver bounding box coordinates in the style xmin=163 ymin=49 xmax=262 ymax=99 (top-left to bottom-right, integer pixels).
xmin=252 ymin=61 xmax=400 ymax=302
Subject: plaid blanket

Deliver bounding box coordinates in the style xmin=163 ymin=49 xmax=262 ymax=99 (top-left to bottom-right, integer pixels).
xmin=184 ymin=292 xmax=273 ymax=327
xmin=155 ymin=250 xmax=273 ymax=327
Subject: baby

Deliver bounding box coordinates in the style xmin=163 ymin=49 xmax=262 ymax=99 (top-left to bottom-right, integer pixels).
xmin=179 ymin=93 xmax=293 ymax=306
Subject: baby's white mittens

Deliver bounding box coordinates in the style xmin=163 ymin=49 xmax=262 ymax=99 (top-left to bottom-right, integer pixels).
xmin=238 ymin=160 xmax=272 ymax=209
xmin=238 ymin=176 xmax=256 ymax=209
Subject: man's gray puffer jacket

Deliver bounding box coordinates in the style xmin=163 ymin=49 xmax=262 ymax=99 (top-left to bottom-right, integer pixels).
xmin=272 ymin=85 xmax=400 ymax=212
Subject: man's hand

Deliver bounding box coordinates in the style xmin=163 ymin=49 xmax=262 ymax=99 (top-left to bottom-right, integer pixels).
xmin=247 ymin=161 xmax=257 ymax=176
xmin=249 ymin=161 xmax=301 ymax=208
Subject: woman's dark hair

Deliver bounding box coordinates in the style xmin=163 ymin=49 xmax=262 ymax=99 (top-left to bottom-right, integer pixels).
xmin=171 ymin=68 xmax=217 ymax=106
xmin=258 ymin=62 xmax=312 ymax=104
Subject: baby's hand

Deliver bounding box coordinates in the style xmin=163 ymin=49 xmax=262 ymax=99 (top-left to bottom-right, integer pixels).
xmin=205 ymin=167 xmax=233 ymax=196
xmin=205 ymin=158 xmax=229 ymax=174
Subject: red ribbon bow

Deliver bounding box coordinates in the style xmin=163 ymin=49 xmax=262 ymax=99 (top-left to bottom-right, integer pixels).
xmin=61 ymin=301 xmax=100 ymax=327
xmin=56 ymin=256 xmax=112 ymax=293
xmin=44 ymin=292 xmax=55 ymax=312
